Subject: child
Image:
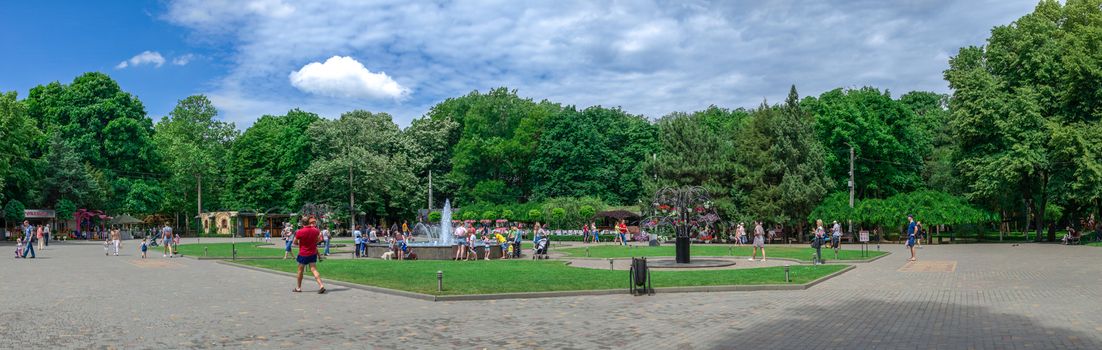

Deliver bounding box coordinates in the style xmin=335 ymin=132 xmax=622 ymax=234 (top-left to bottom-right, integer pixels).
xmin=140 ymin=238 xmax=148 ymax=259
xmin=14 ymin=237 xmax=24 ymax=258
xmin=103 ymin=236 xmax=111 ymax=256
xmin=482 ymin=234 xmax=493 ymax=260
xmin=496 ymin=232 xmax=509 ymax=259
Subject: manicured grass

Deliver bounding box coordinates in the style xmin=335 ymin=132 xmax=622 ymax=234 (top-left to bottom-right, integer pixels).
xmin=558 ymin=245 xmax=885 ymax=261
xmin=236 ymin=259 xmax=847 ymax=295
xmin=1088 ymin=242 xmax=1102 ymax=247
xmin=174 ymin=242 xmax=289 ymax=257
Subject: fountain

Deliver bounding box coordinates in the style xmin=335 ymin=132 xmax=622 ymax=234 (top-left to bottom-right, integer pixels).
xmin=366 ymin=199 xmax=458 ymax=259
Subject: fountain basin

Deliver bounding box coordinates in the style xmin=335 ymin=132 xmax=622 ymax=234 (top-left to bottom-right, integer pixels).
xmin=365 ymin=243 xmax=509 ymax=260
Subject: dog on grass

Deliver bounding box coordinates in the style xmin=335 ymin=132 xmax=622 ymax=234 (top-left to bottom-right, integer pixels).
xmin=381 ymin=251 xmax=395 ymax=260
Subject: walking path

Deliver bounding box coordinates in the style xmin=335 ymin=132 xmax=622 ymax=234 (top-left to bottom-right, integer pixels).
xmin=3 ymin=240 xmax=1101 ymax=349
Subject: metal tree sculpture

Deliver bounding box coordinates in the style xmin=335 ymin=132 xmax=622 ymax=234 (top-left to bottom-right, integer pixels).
xmin=643 ymin=186 xmax=718 ymax=264
xmin=299 ymin=203 xmax=332 ymax=225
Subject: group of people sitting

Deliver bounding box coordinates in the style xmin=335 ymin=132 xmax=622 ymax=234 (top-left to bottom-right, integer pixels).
xmin=452 ymin=222 xmax=551 ymax=261
xmin=1063 ymin=214 xmax=1099 ymax=245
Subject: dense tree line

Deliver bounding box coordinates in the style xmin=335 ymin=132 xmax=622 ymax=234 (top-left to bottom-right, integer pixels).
xmin=2 ymin=0 xmax=1099 ymax=238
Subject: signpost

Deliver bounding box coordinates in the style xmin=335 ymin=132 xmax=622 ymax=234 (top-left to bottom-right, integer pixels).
xmin=859 ymin=230 xmax=870 ymax=257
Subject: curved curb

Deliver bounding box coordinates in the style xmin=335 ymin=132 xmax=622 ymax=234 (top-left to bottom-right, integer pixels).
xmin=216 ymin=260 xmax=856 ymax=302
xmin=562 ymin=252 xmax=890 ymax=264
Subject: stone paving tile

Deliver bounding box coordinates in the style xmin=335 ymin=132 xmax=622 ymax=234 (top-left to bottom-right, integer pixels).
xmin=2 ymin=240 xmax=1101 ymax=349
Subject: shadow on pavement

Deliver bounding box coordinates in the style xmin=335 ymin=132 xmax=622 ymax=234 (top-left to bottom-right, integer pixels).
xmin=708 ymin=298 xmax=1097 ymax=350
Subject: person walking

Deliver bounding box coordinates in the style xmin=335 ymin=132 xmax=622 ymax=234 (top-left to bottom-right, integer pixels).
xmin=21 ymin=220 xmax=36 ymax=259
xmin=292 ymin=216 xmax=326 ymax=294
xmin=906 ymin=215 xmax=918 ymax=262
xmin=750 ymin=221 xmax=766 ymax=261
xmin=43 ymin=224 xmax=50 ymax=248
xmin=735 ymin=223 xmax=746 ymax=246
xmin=321 ymin=226 xmax=331 ymax=256
xmin=617 ymin=219 xmax=629 ymax=246
xmin=590 ymin=222 xmax=599 ymax=243
xmin=161 ymin=223 xmax=173 ymax=258
xmin=831 ymin=220 xmax=842 ymax=259
xmin=813 ymin=220 xmax=826 ymax=265
xmin=110 ymin=226 xmax=121 ymax=256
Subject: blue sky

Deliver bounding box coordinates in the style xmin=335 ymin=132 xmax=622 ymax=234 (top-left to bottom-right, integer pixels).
xmin=1 ymin=0 xmax=1039 ymax=128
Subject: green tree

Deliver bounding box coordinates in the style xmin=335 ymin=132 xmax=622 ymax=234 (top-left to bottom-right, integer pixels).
xmin=530 ymin=106 xmax=656 ymax=204
xmin=647 ymin=106 xmax=746 ymax=220
xmin=226 ymin=109 xmax=319 ymax=210
xmin=527 ymin=209 xmax=542 ymax=222
xmin=39 ymin=134 xmax=101 ymax=208
xmin=429 ymin=88 xmax=560 ymax=204
xmin=4 ymin=199 xmax=25 ymax=229
xmin=294 ymin=110 xmax=418 ymax=221
xmin=24 ymin=73 xmax=160 ymax=213
xmin=402 ymin=115 xmax=460 ymax=208
xmin=804 ymin=87 xmax=928 ymax=198
xmin=944 ymin=0 xmax=1102 ymax=240
xmin=735 ymin=86 xmax=832 ymax=239
xmin=0 ymin=91 xmax=41 ymax=205
xmin=154 ymin=95 xmax=237 ymax=216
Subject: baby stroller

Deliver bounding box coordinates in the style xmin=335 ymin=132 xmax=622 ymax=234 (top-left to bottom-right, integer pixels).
xmin=532 ymin=237 xmax=550 ymax=259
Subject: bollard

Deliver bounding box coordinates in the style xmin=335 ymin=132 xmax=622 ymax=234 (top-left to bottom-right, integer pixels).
xmin=437 ymin=271 xmax=444 ymax=292
xmin=609 ymin=258 xmax=614 ymax=270
xmin=728 ymin=247 xmax=733 ymax=256
xmin=204 ymin=247 xmax=208 ymax=257
xmin=586 ymin=247 xmax=590 ymax=257
xmin=784 ymin=264 xmax=790 ymax=283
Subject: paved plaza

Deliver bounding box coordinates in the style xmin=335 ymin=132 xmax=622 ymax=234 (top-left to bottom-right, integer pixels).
xmin=3 ymin=240 xmax=1101 ymax=349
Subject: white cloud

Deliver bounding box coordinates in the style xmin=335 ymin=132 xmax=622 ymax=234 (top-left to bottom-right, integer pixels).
xmin=172 ymin=54 xmax=195 ymax=66
xmin=289 ymin=56 xmax=409 ymax=100
xmin=163 ymin=0 xmax=1039 ymax=127
xmin=115 ymin=51 xmax=165 ymax=69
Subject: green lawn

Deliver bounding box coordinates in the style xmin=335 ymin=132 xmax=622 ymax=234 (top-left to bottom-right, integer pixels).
xmin=559 ymin=245 xmax=885 ymax=261
xmin=1088 ymin=242 xmax=1102 ymax=247
xmin=175 ymin=242 xmax=289 ymax=257
xmin=236 ymin=259 xmax=846 ymax=295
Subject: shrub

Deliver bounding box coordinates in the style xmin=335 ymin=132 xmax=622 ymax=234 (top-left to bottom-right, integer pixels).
xmin=428 ymin=212 xmax=442 ymax=223
xmin=481 ymin=210 xmax=497 ymax=221
xmin=527 ymin=209 xmax=542 ymax=222
xmin=550 ymin=207 xmax=567 ymax=228
xmin=500 ymin=209 xmax=513 ymax=221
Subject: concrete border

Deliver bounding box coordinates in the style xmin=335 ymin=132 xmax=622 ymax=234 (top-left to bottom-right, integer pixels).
xmin=217 ymin=260 xmax=857 ymax=302
xmin=562 ymin=252 xmax=890 ymax=264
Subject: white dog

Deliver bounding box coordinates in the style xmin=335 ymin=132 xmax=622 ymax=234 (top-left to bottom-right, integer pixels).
xmin=380 ymin=251 xmax=395 ymax=260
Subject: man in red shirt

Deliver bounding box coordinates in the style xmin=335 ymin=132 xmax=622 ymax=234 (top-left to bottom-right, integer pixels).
xmin=293 ymin=216 xmax=326 ymax=294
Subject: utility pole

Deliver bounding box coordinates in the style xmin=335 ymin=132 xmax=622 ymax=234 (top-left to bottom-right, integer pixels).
xmin=197 ymin=174 xmax=202 ymax=244
xmin=848 ymin=144 xmax=855 ymax=236
xmin=349 ymin=165 xmax=354 ymax=236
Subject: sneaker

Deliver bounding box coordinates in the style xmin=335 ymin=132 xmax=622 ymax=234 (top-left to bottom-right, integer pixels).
xmin=747 ymin=258 xmax=754 ymax=261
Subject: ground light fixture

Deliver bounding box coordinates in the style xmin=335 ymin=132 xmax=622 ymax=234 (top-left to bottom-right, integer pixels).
xmin=437 ymin=271 xmax=443 ymax=292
